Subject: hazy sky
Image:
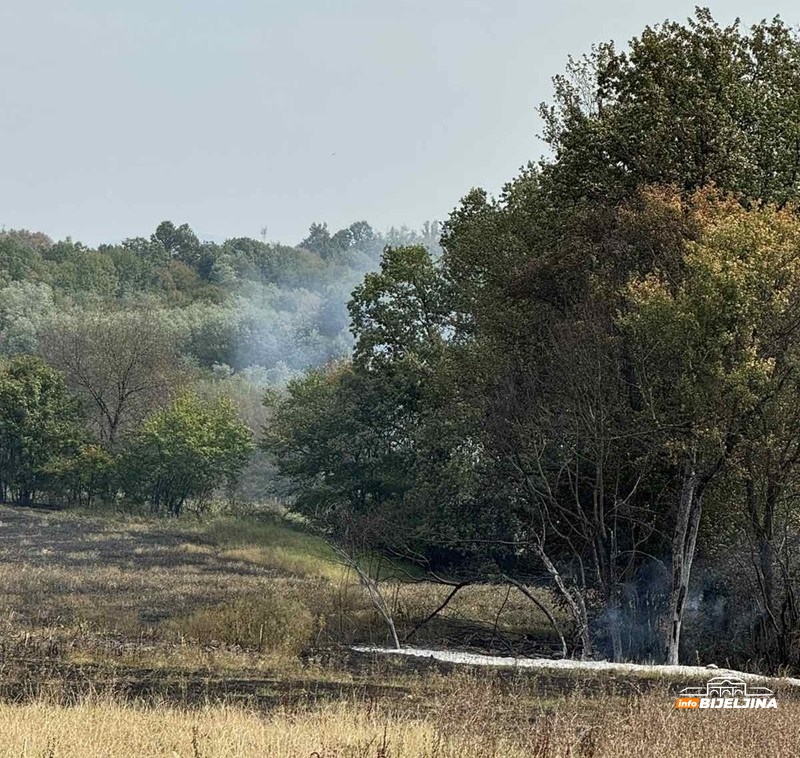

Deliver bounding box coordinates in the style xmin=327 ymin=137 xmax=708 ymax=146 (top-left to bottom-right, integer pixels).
xmin=1 ymin=1 xmax=795 ymax=246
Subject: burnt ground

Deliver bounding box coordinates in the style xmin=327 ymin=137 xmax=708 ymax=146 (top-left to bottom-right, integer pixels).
xmin=1 ymin=504 xmax=793 ymax=712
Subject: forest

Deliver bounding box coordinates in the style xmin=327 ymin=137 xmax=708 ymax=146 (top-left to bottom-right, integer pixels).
xmin=0 ymin=218 xmax=441 ymax=514
xmin=5 ymin=8 xmax=800 ymax=676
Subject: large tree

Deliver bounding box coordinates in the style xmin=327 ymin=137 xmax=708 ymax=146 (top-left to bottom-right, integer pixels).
xmin=540 ymin=10 xmax=800 ymax=208
xmin=40 ymin=312 xmax=183 ymax=448
xmin=617 ymin=189 xmax=800 ymax=662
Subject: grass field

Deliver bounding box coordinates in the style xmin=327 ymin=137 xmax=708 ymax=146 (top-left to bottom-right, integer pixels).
xmin=0 ymin=504 xmax=797 ymax=756
xmin=1 ymin=677 xmax=799 ymax=757
xmin=0 ymin=504 xmax=562 ymax=669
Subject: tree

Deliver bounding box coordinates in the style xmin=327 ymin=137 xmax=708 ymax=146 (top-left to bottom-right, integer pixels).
xmin=40 ymin=312 xmax=183 ymax=448
xmin=49 ymin=443 xmax=115 ymax=508
xmin=348 ymin=221 xmax=376 ymax=247
xmin=719 ymin=389 xmax=800 ymax=669
xmin=121 ymin=393 xmax=253 ymax=516
xmin=0 ymin=281 xmax=55 ymax=356
xmin=266 ymin=248 xmax=444 ymax=530
xmin=153 ymin=221 xmax=201 ymax=266
xmin=263 ymin=361 xmax=411 ymax=532
xmin=539 ymin=10 xmax=800 ymax=207
xmin=481 ymin=293 xmax=663 ymax=661
xmin=618 ymin=188 xmax=800 ymax=663
xmin=50 ymin=247 xmax=118 ymax=299
xmin=121 ymin=235 xmax=170 ymax=269
xmin=0 ymin=357 xmax=84 ymax=505
xmin=0 ymin=232 xmax=47 ymax=282
xmin=349 ymin=245 xmax=450 ymax=368
xmin=301 ymin=223 xmax=340 ymax=260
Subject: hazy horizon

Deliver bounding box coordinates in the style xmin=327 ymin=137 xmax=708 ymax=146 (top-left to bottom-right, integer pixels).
xmin=2 ymin=1 xmax=796 ymax=247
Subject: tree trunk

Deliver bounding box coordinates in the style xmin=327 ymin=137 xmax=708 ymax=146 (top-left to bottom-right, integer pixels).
xmin=535 ymin=543 xmax=593 ymax=659
xmin=665 ymin=454 xmax=702 ymax=665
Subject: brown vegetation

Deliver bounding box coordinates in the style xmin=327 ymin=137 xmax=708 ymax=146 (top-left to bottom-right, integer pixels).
xmin=0 ymin=504 xmax=795 ymax=756
xmin=0 ymin=680 xmax=798 ymax=757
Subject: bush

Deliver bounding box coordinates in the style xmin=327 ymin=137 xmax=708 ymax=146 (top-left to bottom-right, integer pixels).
xmin=119 ymin=393 xmax=254 ymax=516
xmin=175 ymin=593 xmax=316 ymax=656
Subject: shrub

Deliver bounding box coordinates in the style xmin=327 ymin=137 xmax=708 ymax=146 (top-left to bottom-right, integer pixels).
xmin=175 ymin=593 xmax=316 ymax=655
xmin=119 ymin=393 xmax=254 ymax=516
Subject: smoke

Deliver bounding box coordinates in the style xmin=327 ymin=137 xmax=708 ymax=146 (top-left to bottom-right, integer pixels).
xmin=193 ymin=222 xmax=442 ymax=385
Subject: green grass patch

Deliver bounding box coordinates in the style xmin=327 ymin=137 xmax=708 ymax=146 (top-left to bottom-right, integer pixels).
xmin=197 ymin=516 xmax=344 ymax=580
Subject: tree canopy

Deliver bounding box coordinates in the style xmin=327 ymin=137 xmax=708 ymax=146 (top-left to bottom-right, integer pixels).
xmin=265 ymin=9 xmax=800 ymax=668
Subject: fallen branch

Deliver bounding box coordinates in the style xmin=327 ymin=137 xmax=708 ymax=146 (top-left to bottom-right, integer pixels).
xmin=501 ymin=574 xmax=568 ymax=658
xmin=403 ymin=581 xmax=471 ymax=643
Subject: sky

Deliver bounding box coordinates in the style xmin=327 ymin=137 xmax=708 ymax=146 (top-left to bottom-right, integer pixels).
xmin=1 ymin=1 xmax=796 ymax=246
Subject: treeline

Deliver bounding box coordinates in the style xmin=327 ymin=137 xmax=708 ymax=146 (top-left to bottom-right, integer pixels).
xmin=0 ymin=217 xmax=441 ymax=511
xmin=265 ymin=11 xmax=800 ymax=670
xmin=0 ymin=218 xmax=441 ymax=379
xmin=0 ymin=333 xmax=253 ymax=516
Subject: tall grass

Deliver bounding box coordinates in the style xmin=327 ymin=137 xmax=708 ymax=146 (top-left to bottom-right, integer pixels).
xmin=1 ymin=684 xmax=797 ymax=757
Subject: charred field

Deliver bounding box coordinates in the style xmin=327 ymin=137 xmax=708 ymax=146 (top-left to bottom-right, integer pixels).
xmin=0 ymin=504 xmax=797 ymax=757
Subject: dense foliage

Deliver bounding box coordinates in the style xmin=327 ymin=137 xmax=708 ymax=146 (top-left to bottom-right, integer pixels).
xmin=0 ymin=216 xmax=441 ymax=511
xmin=265 ymin=10 xmax=800 ymax=669
xmin=7 ymin=7 xmax=800 ymax=672
xmin=0 ymin=357 xmax=84 ymax=505
xmin=0 ymin=219 xmax=441 ymax=379
xmin=120 ymin=393 xmax=254 ymax=516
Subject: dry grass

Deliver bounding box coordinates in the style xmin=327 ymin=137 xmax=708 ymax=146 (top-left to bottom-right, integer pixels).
xmin=1 ymin=504 xmax=720 ymax=757
xmin=0 ymin=505 xmax=563 ymax=661
xmin=171 ymin=594 xmax=318 ymax=655
xmin=0 ymin=681 xmax=798 ymax=758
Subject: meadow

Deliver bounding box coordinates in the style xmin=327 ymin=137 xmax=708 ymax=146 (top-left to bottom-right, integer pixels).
xmin=0 ymin=504 xmax=796 ymax=757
